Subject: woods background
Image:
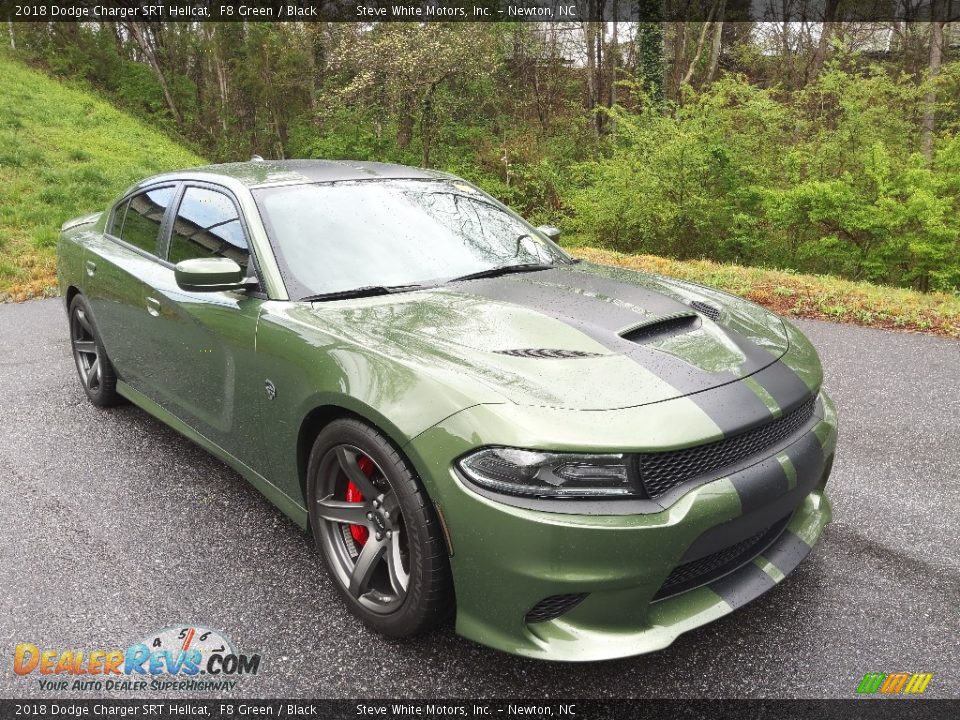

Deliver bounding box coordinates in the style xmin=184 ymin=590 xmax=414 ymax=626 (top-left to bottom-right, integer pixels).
xmin=4 ymin=15 xmax=960 ymax=292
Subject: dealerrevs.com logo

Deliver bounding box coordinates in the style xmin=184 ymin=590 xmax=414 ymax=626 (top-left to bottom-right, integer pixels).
xmin=13 ymin=626 xmax=261 ymax=693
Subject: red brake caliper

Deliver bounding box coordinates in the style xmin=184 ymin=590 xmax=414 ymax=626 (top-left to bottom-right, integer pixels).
xmin=345 ymin=456 xmax=374 ymax=546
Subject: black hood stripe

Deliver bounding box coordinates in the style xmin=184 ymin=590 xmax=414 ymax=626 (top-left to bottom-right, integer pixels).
xmin=565 ymin=265 xmax=815 ymax=410
xmin=748 ymin=357 xmax=815 ymax=415
xmin=682 ymin=381 xmax=776 ymax=438
xmin=448 ymin=273 xmax=728 ymax=392
xmin=450 ymin=269 xmax=807 ymax=435
xmin=536 ymin=267 xmax=696 ymax=317
xmin=700 ymin=359 xmax=815 ymax=436
xmin=710 ymin=322 xmax=815 ymax=416
xmin=557 ymin=270 xmax=818 ymax=426
xmin=714 ymin=323 xmax=782 ymax=371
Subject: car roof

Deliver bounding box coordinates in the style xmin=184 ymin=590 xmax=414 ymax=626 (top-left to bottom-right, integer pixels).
xmin=140 ymin=159 xmax=456 ymax=191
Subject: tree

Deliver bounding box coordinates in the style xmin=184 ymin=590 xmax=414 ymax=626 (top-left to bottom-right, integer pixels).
xmin=705 ymin=0 xmax=726 ymax=84
xmin=635 ymin=21 xmax=665 ymax=102
xmin=125 ymin=22 xmax=182 ymax=126
xmin=922 ymin=9 xmax=948 ymax=160
xmin=328 ymin=24 xmax=501 ymax=167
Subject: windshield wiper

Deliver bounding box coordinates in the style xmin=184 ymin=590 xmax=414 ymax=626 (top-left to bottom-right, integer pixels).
xmin=447 ymin=262 xmax=555 ymax=283
xmin=301 ymin=283 xmax=423 ymax=302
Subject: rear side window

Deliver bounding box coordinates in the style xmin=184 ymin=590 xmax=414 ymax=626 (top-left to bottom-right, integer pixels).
xmin=168 ymin=187 xmax=249 ymax=272
xmin=117 ymin=187 xmax=174 ymax=255
xmin=108 ymin=200 xmax=128 ymax=235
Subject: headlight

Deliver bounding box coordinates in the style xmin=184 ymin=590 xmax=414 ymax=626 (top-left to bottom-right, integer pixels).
xmin=457 ymin=447 xmax=637 ymax=498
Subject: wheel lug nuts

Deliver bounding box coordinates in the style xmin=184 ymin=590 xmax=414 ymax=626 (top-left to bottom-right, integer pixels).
xmin=366 ymin=512 xmax=373 ymax=520
xmin=372 ymin=499 xmax=380 ymax=508
xmin=383 ymin=510 xmax=390 ymax=518
xmin=375 ymin=532 xmax=383 ymax=541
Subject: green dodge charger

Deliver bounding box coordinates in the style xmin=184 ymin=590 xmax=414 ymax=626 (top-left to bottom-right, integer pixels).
xmin=57 ymin=159 xmax=837 ymax=661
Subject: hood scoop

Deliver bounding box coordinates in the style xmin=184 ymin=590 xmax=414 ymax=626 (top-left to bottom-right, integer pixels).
xmin=620 ymin=311 xmax=701 ymax=345
xmin=494 ymin=348 xmax=605 ymax=360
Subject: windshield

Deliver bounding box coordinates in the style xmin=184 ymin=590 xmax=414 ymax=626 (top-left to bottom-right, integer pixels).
xmin=252 ymin=179 xmax=573 ymax=299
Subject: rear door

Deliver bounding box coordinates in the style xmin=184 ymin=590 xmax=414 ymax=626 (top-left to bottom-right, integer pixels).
xmin=84 ymin=184 xmax=177 ymax=389
xmin=136 ymin=182 xmax=265 ymax=468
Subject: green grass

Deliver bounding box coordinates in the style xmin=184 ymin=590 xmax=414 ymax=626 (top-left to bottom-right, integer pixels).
xmin=0 ymin=54 xmax=203 ymax=301
xmin=573 ymin=247 xmax=960 ymax=339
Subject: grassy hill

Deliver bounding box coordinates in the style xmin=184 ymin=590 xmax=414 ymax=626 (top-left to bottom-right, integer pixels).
xmin=0 ymin=54 xmax=202 ymax=300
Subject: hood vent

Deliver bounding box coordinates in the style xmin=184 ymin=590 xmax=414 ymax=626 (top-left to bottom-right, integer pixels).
xmin=690 ymin=300 xmax=721 ymax=321
xmin=495 ymin=348 xmax=605 ymax=360
xmin=620 ymin=311 xmax=700 ymax=345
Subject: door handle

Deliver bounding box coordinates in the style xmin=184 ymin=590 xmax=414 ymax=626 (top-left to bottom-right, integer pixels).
xmin=85 ymin=260 xmax=96 ymax=277
xmin=146 ymin=296 xmax=161 ymax=317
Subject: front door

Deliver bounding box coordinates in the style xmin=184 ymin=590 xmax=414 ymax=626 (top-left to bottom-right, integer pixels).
xmin=137 ymin=183 xmax=265 ymax=470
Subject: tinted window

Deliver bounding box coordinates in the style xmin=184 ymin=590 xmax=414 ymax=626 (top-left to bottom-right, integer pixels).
xmin=253 ymin=180 xmax=573 ymax=299
xmin=119 ymin=187 xmax=174 ymax=254
xmin=109 ymin=199 xmax=129 ymax=235
xmin=168 ymin=187 xmax=249 ymax=271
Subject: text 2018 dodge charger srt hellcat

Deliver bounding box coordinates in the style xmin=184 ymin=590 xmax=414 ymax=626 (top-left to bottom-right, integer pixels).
xmin=58 ymin=160 xmax=837 ymax=661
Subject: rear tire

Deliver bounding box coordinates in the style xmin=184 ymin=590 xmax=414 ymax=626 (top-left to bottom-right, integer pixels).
xmin=68 ymin=294 xmax=122 ymax=407
xmin=307 ymin=418 xmax=453 ymax=637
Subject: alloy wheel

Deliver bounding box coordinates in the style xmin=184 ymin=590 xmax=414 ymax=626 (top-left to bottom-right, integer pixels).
xmin=71 ymin=306 xmax=102 ymax=394
xmin=314 ymin=444 xmax=411 ymax=614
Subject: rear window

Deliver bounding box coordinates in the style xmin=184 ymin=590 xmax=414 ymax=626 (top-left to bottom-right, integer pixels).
xmin=117 ymin=187 xmax=174 ymax=255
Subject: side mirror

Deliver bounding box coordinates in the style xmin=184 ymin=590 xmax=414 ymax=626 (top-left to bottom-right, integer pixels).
xmin=536 ymin=225 xmax=561 ymax=242
xmin=174 ymin=258 xmax=249 ymax=292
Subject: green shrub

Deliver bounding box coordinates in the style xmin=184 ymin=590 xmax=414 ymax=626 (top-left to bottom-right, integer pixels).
xmin=570 ymin=62 xmax=960 ymax=291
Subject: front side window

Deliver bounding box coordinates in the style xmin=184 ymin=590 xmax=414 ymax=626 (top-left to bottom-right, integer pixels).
xmin=167 ymin=187 xmax=249 ymax=272
xmin=118 ymin=187 xmax=174 ymax=254
xmin=253 ymin=179 xmax=573 ymax=299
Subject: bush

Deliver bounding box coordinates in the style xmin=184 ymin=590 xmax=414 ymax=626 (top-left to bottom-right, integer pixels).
xmin=569 ymin=62 xmax=960 ymax=291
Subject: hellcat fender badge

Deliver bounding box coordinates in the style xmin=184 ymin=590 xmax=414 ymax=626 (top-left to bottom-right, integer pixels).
xmin=265 ymin=380 xmax=277 ymax=400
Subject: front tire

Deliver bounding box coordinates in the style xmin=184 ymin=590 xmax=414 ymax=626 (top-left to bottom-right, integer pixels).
xmin=307 ymin=418 xmax=453 ymax=637
xmin=68 ymin=294 xmax=122 ymax=407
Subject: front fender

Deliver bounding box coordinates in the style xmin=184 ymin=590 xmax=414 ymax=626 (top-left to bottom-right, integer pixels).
xmin=253 ymin=301 xmax=507 ymax=511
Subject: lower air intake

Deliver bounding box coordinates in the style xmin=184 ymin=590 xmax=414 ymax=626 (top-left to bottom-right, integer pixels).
xmin=525 ymin=593 xmax=589 ymax=624
xmin=653 ymin=514 xmax=792 ymax=601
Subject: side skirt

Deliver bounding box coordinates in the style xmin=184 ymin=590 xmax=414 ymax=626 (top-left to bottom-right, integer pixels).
xmin=116 ymin=380 xmax=309 ymax=528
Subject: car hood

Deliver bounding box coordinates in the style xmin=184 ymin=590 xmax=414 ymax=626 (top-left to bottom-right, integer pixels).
xmin=307 ymin=263 xmax=792 ymax=411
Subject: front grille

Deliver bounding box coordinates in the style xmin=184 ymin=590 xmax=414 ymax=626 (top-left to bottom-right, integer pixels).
xmin=525 ymin=593 xmax=588 ymax=624
xmin=653 ymin=514 xmax=791 ymax=600
xmin=638 ymin=396 xmax=816 ymax=498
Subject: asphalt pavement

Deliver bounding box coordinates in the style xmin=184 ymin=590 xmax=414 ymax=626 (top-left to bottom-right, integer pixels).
xmin=1 ymin=298 xmax=957 ymax=698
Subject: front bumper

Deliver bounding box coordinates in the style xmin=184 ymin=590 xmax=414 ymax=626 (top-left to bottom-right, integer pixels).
xmin=406 ymin=391 xmax=838 ymax=662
